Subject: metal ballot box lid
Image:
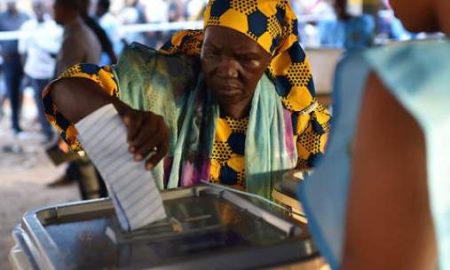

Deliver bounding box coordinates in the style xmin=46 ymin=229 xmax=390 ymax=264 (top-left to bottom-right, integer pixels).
xmin=10 ymin=185 xmax=318 ymax=270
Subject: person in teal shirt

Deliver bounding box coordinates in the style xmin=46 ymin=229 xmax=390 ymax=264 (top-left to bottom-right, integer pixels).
xmin=300 ymin=0 xmax=450 ymax=269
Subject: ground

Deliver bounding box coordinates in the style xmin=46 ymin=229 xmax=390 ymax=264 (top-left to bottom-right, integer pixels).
xmin=0 ymin=93 xmax=79 ymax=269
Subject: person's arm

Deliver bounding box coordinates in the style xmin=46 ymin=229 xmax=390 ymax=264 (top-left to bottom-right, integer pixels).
xmin=341 ymin=73 xmax=437 ymax=270
xmin=50 ymin=77 xmax=124 ymax=123
xmin=44 ymin=65 xmax=169 ymax=169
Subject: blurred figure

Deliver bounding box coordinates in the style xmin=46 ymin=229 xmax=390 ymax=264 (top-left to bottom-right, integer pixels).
xmin=117 ymin=0 xmax=147 ymax=45
xmin=53 ymin=0 xmax=101 ymax=74
xmin=50 ymin=0 xmax=103 ymax=200
xmin=0 ymin=1 xmax=29 ymax=134
xmin=19 ymin=1 xmax=62 ymax=142
xmin=79 ymin=0 xmax=117 ymax=64
xmin=375 ymin=0 xmax=412 ymax=43
xmin=142 ymin=0 xmax=168 ymax=48
xmin=187 ymin=0 xmax=206 ymax=21
xmin=143 ymin=0 xmax=167 ymax=24
xmin=334 ymin=0 xmax=375 ymax=51
xmin=96 ymin=0 xmax=124 ymax=65
xmin=167 ymin=0 xmax=187 ymax=23
xmin=294 ymin=0 xmax=335 ymax=48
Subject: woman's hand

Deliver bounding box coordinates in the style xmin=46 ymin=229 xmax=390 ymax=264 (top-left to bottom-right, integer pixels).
xmin=119 ymin=106 xmax=169 ymax=170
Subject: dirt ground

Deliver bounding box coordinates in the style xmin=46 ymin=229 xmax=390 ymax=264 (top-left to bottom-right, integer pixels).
xmin=0 ymin=95 xmax=79 ymax=269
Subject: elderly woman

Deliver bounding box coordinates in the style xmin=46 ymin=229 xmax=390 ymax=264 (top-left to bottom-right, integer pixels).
xmin=43 ymin=0 xmax=330 ymax=199
xmin=300 ymin=0 xmax=450 ymax=269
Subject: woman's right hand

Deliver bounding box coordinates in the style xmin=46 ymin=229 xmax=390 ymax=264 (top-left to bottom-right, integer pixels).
xmin=118 ymin=105 xmax=170 ymax=170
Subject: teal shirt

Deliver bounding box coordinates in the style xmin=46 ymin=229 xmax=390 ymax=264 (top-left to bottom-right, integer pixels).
xmin=300 ymin=39 xmax=450 ymax=269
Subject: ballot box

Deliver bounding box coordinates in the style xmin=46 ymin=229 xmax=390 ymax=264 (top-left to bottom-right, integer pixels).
xmin=9 ymin=185 xmax=318 ymax=269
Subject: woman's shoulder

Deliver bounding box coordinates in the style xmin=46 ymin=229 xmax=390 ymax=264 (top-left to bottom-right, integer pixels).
xmin=114 ymin=42 xmax=201 ymax=98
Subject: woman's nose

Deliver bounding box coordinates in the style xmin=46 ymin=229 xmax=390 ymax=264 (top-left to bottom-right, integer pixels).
xmin=219 ymin=57 xmax=239 ymax=78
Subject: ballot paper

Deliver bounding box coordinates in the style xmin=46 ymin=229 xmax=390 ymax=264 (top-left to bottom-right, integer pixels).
xmin=75 ymin=104 xmax=167 ymax=231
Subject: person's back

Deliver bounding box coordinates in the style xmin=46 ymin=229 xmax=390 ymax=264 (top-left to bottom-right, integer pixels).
xmin=49 ymin=0 xmax=103 ymax=200
xmin=53 ymin=0 xmax=101 ymax=75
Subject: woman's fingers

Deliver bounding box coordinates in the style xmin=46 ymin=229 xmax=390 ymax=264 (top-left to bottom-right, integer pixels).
xmin=122 ymin=110 xmax=143 ymax=147
xmin=129 ymin=113 xmax=159 ymax=156
xmin=122 ymin=110 xmax=169 ymax=169
xmin=145 ymin=138 xmax=169 ymax=170
xmin=133 ymin=127 xmax=161 ymax=161
xmin=144 ymin=116 xmax=170 ymax=170
xmin=121 ymin=110 xmax=143 ymax=153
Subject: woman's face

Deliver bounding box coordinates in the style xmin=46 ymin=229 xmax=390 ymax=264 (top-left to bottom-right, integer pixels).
xmin=390 ymin=0 xmax=437 ymax=33
xmin=201 ymin=26 xmax=271 ymax=109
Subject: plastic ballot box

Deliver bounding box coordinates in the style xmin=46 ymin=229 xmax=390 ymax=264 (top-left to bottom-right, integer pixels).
xmin=9 ymin=185 xmax=318 ymax=269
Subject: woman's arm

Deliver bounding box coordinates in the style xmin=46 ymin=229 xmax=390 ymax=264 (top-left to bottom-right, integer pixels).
xmin=50 ymin=77 xmax=125 ymax=123
xmin=342 ymin=73 xmax=437 ymax=270
xmin=48 ymin=77 xmax=169 ymax=170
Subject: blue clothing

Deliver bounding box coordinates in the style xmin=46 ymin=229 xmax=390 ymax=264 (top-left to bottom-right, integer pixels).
xmin=317 ymin=19 xmax=345 ymax=48
xmin=344 ymin=15 xmax=375 ymax=51
xmin=299 ymin=39 xmax=450 ymax=269
xmin=3 ymin=54 xmax=23 ymax=132
xmin=0 ymin=11 xmax=28 ymax=55
xmin=317 ymin=15 xmax=375 ymax=51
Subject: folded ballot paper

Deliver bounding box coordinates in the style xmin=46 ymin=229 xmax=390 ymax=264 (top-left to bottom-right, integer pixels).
xmin=75 ymin=104 xmax=167 ymax=232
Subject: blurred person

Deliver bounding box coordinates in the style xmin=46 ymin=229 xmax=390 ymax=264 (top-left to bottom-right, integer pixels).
xmin=300 ymin=0 xmax=450 ymax=269
xmin=167 ymin=0 xmax=187 ymax=23
xmin=376 ymin=0 xmax=411 ymax=42
xmin=334 ymin=0 xmax=376 ymax=51
xmin=95 ymin=0 xmax=124 ymax=65
xmin=79 ymin=0 xmax=117 ymax=64
xmin=316 ymin=0 xmax=376 ymax=50
xmin=142 ymin=0 xmax=168 ymax=48
xmin=293 ymin=0 xmax=335 ymax=47
xmin=0 ymin=81 xmax=5 ymax=118
xmin=50 ymin=0 xmax=103 ymax=200
xmin=187 ymin=0 xmax=206 ymax=21
xmin=143 ymin=0 xmax=167 ymax=24
xmin=18 ymin=1 xmax=63 ymax=142
xmin=53 ymin=0 xmax=101 ymax=74
xmin=117 ymin=0 xmax=147 ymax=45
xmin=0 ymin=1 xmax=29 ymax=134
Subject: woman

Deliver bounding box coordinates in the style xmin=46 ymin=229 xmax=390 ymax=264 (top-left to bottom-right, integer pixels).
xmin=43 ymin=0 xmax=330 ymax=199
xmin=300 ymin=0 xmax=449 ymax=269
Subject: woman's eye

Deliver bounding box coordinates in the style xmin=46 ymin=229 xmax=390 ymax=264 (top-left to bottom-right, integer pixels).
xmin=241 ymin=57 xmax=260 ymax=67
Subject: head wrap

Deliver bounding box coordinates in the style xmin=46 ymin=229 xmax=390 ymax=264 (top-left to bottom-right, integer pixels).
xmin=160 ymin=0 xmax=316 ymax=113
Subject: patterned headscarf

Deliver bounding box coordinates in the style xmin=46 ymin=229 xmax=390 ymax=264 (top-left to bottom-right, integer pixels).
xmin=160 ymin=0 xmax=316 ymax=113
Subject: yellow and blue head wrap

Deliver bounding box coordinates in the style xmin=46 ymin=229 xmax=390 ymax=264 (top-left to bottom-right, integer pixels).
xmin=161 ymin=0 xmax=315 ymax=113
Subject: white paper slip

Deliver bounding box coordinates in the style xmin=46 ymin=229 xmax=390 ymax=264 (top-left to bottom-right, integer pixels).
xmin=75 ymin=104 xmax=167 ymax=231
